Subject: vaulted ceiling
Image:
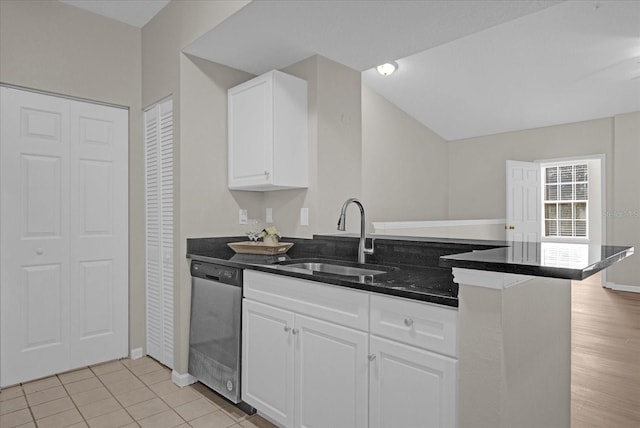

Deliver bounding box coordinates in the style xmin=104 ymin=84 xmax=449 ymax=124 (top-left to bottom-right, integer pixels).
xmin=61 ymin=0 xmax=640 ymax=141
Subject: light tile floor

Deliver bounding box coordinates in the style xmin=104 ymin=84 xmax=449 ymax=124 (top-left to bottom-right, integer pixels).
xmin=0 ymin=357 xmax=277 ymax=428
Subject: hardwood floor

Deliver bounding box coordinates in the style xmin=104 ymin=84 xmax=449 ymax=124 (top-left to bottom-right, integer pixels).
xmin=571 ymin=275 xmax=640 ymax=427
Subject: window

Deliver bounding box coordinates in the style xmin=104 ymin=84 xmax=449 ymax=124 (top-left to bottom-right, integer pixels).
xmin=544 ymin=163 xmax=588 ymax=238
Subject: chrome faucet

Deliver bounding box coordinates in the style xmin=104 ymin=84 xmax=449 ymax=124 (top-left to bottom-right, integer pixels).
xmin=337 ymin=198 xmax=374 ymax=264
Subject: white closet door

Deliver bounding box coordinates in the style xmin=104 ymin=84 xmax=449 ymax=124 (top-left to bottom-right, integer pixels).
xmin=1 ymin=88 xmax=71 ymax=386
xmin=0 ymin=87 xmax=129 ymax=387
xmin=144 ymin=98 xmax=174 ymax=368
xmin=68 ymin=100 xmax=129 ymax=367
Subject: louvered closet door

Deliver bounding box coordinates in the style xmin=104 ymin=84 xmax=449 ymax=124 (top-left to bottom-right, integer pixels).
xmin=144 ymin=98 xmax=174 ymax=368
xmin=0 ymin=87 xmax=129 ymax=387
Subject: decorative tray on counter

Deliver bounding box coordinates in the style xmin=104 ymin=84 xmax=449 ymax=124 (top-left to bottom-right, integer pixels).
xmin=227 ymin=241 xmax=294 ymax=255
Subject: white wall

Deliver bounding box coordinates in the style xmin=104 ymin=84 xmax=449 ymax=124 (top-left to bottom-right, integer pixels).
xmin=0 ymin=0 xmax=144 ymax=351
xmin=262 ymin=56 xmax=363 ymax=237
xmin=141 ymin=0 xmax=250 ymax=108
xmin=362 ymin=85 xmax=449 ymax=226
xmin=373 ymin=219 xmax=506 ymax=240
xmin=610 ymin=112 xmax=640 ymax=287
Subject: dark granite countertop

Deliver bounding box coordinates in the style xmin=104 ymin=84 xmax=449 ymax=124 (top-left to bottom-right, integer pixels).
xmin=190 ymin=253 xmax=459 ymax=307
xmin=186 ymin=235 xmax=634 ymax=308
xmin=186 ymin=235 xmax=502 ymax=308
xmin=439 ymin=241 xmax=634 ymax=280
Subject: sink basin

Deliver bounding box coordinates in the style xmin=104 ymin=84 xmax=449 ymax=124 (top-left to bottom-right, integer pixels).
xmin=276 ymin=259 xmax=394 ymax=278
xmin=282 ymin=262 xmax=387 ymax=277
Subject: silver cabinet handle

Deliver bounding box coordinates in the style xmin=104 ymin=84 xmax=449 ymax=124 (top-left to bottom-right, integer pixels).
xmin=404 ymin=318 xmax=414 ymax=327
xmin=292 ymin=328 xmax=299 ymax=335
xmin=284 ymin=326 xmax=291 ymax=332
xmin=36 ymin=248 xmax=44 ymax=255
xmin=368 ymin=354 xmax=376 ymax=362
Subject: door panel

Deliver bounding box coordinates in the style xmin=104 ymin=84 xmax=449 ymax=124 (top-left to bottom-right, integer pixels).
xmin=23 ymin=264 xmax=63 ymax=350
xmin=21 ymin=155 xmax=62 ymax=236
xmin=78 ymin=160 xmax=113 ymax=235
xmin=78 ymin=260 xmax=113 ymax=339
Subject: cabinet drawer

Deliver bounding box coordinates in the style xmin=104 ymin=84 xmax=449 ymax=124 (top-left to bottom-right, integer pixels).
xmin=244 ymin=270 xmax=369 ymax=331
xmin=370 ymin=294 xmax=457 ymax=357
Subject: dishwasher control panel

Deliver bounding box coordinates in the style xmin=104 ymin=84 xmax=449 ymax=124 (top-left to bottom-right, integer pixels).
xmin=190 ymin=261 xmax=242 ymax=286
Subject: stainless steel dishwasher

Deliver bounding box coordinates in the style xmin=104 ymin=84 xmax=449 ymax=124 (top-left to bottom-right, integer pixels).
xmin=188 ymin=261 xmax=255 ymax=414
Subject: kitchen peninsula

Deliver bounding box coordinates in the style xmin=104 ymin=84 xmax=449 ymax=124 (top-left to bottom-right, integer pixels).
xmin=187 ymin=235 xmax=633 ymax=428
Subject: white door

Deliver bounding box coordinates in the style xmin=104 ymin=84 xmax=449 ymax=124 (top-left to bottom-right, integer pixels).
xmin=0 ymin=87 xmax=128 ymax=387
xmin=68 ymin=99 xmax=129 ymax=367
xmin=242 ymin=300 xmax=294 ymax=427
xmin=1 ymin=88 xmax=71 ymax=385
xmin=144 ymin=99 xmax=174 ymax=368
xmin=369 ymin=336 xmax=457 ymax=428
xmin=506 ymin=160 xmax=541 ymax=242
xmin=295 ymin=314 xmax=368 ymax=428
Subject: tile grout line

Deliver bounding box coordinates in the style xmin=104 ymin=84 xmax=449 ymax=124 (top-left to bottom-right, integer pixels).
xmin=122 ymin=357 xmax=193 ymax=427
xmin=89 ymin=359 xmax=143 ymax=427
xmin=56 ymin=368 xmax=92 ymax=427
xmin=123 ymin=357 xmax=204 ymax=428
xmin=18 ymin=383 xmax=37 ymax=426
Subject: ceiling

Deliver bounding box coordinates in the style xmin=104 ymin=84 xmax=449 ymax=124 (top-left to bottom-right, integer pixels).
xmin=61 ymin=0 xmax=640 ymax=141
xmin=59 ymin=0 xmax=170 ymax=28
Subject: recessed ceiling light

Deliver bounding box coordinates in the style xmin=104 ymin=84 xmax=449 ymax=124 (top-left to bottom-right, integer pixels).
xmin=376 ymin=62 xmax=398 ymax=76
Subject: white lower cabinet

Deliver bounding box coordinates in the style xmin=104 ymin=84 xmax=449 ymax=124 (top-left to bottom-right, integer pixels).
xmin=242 ymin=271 xmax=458 ymax=428
xmin=295 ymin=314 xmax=369 ymax=428
xmin=369 ymin=335 xmax=457 ymax=428
xmin=242 ymin=300 xmax=368 ymax=428
xmin=242 ymin=300 xmax=295 ymax=427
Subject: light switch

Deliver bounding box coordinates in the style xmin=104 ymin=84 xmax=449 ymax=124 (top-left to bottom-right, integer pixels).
xmin=266 ymin=208 xmax=273 ymax=224
xmin=300 ymin=208 xmax=309 ymax=226
xmin=239 ymin=209 xmax=248 ymax=224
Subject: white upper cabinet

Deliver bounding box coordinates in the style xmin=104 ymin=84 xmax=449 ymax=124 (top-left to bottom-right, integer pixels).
xmin=228 ymin=70 xmax=308 ymax=191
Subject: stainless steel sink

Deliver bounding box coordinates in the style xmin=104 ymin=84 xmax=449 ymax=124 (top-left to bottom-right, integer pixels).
xmin=276 ymin=259 xmax=394 ymax=279
xmin=281 ymin=262 xmax=387 ymax=277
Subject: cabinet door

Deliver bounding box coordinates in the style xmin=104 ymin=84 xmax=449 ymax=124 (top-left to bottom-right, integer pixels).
xmin=228 ymin=75 xmax=273 ymax=189
xmin=242 ymin=300 xmax=294 ymax=427
xmin=295 ymin=314 xmax=368 ymax=428
xmin=369 ymin=336 xmax=457 ymax=428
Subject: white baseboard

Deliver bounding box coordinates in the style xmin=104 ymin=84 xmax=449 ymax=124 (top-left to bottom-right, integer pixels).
xmin=171 ymin=370 xmax=197 ymax=387
xmin=129 ymin=348 xmax=144 ymax=360
xmin=605 ymin=282 xmax=640 ymax=293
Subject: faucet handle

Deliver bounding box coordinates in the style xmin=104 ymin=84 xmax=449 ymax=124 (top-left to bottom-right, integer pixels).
xmin=363 ymin=237 xmax=375 ymax=256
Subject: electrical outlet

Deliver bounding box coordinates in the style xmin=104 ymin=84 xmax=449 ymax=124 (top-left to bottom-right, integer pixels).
xmin=266 ymin=208 xmax=273 ymax=224
xmin=300 ymin=207 xmax=309 ymax=226
xmin=239 ymin=209 xmax=248 ymax=225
